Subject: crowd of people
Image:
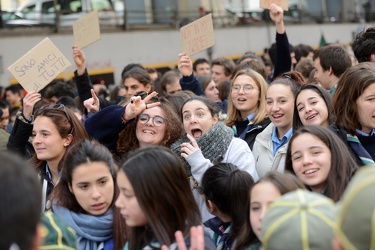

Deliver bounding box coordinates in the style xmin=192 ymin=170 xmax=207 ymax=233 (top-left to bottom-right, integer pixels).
xmin=1 ymin=3 xmax=375 ymax=250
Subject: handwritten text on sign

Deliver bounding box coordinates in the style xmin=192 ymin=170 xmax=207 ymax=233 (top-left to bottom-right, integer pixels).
xmin=260 ymin=0 xmax=288 ymax=10
xmin=73 ymin=10 xmax=101 ymax=48
xmin=180 ymin=14 xmax=215 ymax=56
xmin=7 ymin=37 xmax=71 ymax=93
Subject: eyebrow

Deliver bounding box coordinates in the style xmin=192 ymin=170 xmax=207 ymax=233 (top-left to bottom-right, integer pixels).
xmin=182 ymin=107 xmax=206 ymax=113
xmin=291 ymin=146 xmax=324 ymax=156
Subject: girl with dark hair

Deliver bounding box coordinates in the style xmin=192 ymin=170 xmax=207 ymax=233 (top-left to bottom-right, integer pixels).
xmin=285 ymin=126 xmax=358 ymax=202
xmin=331 ymin=62 xmax=375 ymax=166
xmin=195 ymin=75 xmax=220 ymax=103
xmin=225 ymin=68 xmax=271 ymax=150
xmin=52 ymin=139 xmax=126 ymax=249
xmin=201 ymin=163 xmax=254 ymax=250
xmin=116 ymin=146 xmax=215 ymax=249
xmin=85 ymin=91 xmax=183 ymax=155
xmin=171 ymin=96 xmax=258 ymax=226
xmin=253 ymin=71 xmax=303 ymax=177
xmin=7 ymin=92 xmax=88 ymax=211
xmin=293 ymin=83 xmax=333 ymax=131
xmin=235 ymin=171 xmax=305 ymax=250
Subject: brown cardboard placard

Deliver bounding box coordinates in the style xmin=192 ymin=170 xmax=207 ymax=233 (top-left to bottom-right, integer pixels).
xmin=73 ymin=10 xmax=101 ymax=48
xmin=7 ymin=37 xmax=71 ymax=93
xmin=180 ymin=13 xmax=215 ymax=56
xmin=260 ymin=0 xmax=289 ymax=11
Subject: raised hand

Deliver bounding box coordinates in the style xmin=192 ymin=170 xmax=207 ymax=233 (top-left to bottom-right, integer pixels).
xmin=72 ymin=45 xmax=86 ymax=75
xmin=83 ymin=89 xmax=100 ymax=114
xmin=178 ymin=52 xmax=193 ymax=77
xmin=22 ymin=92 xmax=42 ymax=119
xmin=269 ymin=3 xmax=284 ymax=24
xmin=123 ymin=91 xmax=159 ymax=121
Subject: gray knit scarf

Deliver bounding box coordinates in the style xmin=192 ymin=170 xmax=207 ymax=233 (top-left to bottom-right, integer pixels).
xmin=170 ymin=122 xmax=234 ymax=176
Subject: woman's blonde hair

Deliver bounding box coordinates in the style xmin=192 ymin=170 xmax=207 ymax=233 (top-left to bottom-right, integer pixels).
xmin=226 ymin=68 xmax=268 ymax=126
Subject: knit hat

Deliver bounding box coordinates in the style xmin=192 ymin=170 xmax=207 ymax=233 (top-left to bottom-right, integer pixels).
xmin=261 ymin=189 xmax=335 ymax=250
xmin=40 ymin=211 xmax=78 ymax=250
xmin=335 ymin=166 xmax=375 ymax=250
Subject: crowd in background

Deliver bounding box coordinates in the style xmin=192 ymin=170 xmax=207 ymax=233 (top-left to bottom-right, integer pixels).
xmin=1 ymin=3 xmax=375 ymax=250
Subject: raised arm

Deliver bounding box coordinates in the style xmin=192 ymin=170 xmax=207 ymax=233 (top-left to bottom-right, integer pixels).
xmin=178 ymin=53 xmax=205 ymax=96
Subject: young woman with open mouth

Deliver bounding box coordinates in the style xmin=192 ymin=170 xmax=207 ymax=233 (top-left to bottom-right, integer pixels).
xmin=170 ymin=96 xmax=258 ymax=226
xmin=285 ymin=126 xmax=357 ymax=202
xmin=225 ymin=68 xmax=271 ymax=150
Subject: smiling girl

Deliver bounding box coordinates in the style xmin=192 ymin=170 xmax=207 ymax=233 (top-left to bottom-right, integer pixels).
xmin=52 ymin=139 xmax=126 ymax=249
xmin=170 ymin=96 xmax=258 ymax=225
xmin=285 ymin=126 xmax=358 ymax=201
xmin=293 ymin=84 xmax=334 ymax=131
xmin=252 ymin=71 xmax=303 ymax=177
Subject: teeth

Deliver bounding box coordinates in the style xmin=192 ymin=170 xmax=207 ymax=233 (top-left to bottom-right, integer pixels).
xmin=305 ymin=169 xmax=317 ymax=174
xmin=307 ymin=114 xmax=317 ymax=120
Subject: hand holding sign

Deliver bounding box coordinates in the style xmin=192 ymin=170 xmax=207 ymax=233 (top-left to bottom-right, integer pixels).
xmin=180 ymin=14 xmax=215 ymax=56
xmin=260 ymin=0 xmax=288 ymax=11
xmin=269 ymin=3 xmax=284 ymax=24
xmin=7 ymin=37 xmax=71 ymax=93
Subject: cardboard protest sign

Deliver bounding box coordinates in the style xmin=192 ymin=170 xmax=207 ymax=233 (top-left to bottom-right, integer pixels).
xmin=180 ymin=13 xmax=215 ymax=56
xmin=7 ymin=37 xmax=71 ymax=93
xmin=73 ymin=10 xmax=100 ymax=48
xmin=260 ymin=0 xmax=288 ymax=10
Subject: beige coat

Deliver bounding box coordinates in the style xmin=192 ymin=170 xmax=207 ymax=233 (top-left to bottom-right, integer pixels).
xmin=252 ymin=123 xmax=289 ymax=178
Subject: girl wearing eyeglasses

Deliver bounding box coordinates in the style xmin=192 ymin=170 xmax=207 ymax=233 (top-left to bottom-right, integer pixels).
xmin=170 ymin=96 xmax=258 ymax=226
xmin=85 ymin=91 xmax=183 ymax=158
xmin=225 ymin=68 xmax=271 ymax=150
xmin=252 ymin=71 xmax=303 ymax=178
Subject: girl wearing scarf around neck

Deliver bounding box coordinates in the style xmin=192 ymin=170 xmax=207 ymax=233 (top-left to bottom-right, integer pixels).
xmin=170 ymin=96 xmax=259 ymax=226
xmin=51 ymin=139 xmax=127 ymax=250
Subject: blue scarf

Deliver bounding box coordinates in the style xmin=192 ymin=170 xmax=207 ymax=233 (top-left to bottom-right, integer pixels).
xmin=347 ymin=133 xmax=375 ymax=166
xmin=53 ymin=205 xmax=114 ymax=250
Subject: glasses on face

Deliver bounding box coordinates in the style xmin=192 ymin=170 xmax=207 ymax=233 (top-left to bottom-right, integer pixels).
xmin=138 ymin=114 xmax=165 ymax=126
xmin=231 ymin=84 xmax=258 ymax=93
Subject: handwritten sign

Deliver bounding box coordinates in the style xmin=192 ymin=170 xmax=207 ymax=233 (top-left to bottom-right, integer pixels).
xmin=7 ymin=37 xmax=71 ymax=93
xmin=73 ymin=10 xmax=100 ymax=48
xmin=180 ymin=14 xmax=215 ymax=56
xmin=260 ymin=0 xmax=288 ymax=10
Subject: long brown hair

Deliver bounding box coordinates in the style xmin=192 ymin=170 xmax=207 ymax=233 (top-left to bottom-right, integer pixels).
xmin=285 ymin=126 xmax=358 ymax=202
xmin=119 ymin=146 xmax=201 ymax=249
xmin=333 ymin=62 xmax=375 ymax=135
xmin=52 ymin=139 xmax=127 ymax=248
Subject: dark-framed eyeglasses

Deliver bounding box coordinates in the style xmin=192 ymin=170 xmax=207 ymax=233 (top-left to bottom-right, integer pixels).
xmin=138 ymin=114 xmax=165 ymax=126
xmin=231 ymin=84 xmax=258 ymax=93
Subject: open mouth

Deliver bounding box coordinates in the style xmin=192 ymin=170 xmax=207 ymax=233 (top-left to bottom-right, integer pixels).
xmin=191 ymin=129 xmax=203 ymax=139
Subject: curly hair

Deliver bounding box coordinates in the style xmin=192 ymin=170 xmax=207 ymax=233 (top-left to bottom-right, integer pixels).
xmin=116 ymin=97 xmax=183 ymax=155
